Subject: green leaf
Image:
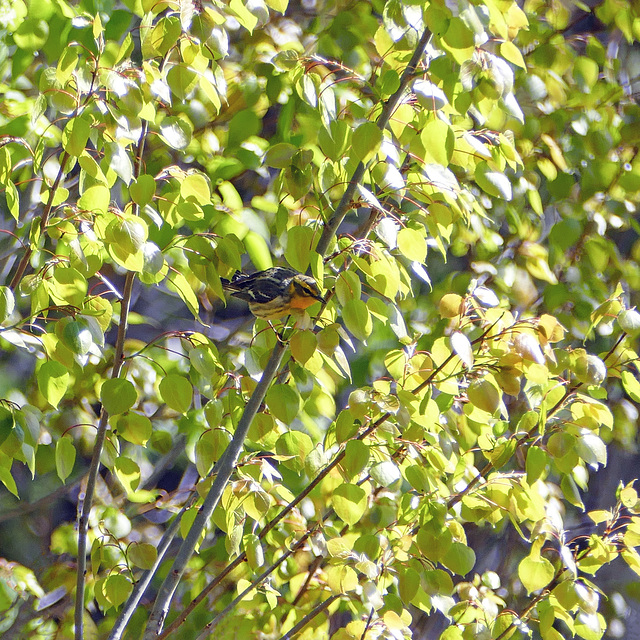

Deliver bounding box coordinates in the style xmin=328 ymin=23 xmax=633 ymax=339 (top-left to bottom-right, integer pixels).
xmin=196 ymin=429 xmax=231 ymax=476
xmin=0 ymin=466 xmax=18 ymax=497
xmin=265 ymin=0 xmax=287 ymax=12
xmin=13 ymin=18 xmax=49 ymax=51
xmin=5 ymin=181 xmax=19 ymax=221
xmin=398 ymin=566 xmax=421 ymax=602
xmin=441 ymin=542 xmax=476 ymax=576
xmin=115 ymin=413 xmax=152 ymax=445
xmin=55 ymin=436 xmax=76 ymax=483
xmin=78 ymin=184 xmax=110 ymax=215
xmin=62 ymin=117 xmax=91 ymax=157
xmin=332 ymin=483 xmax=367 ymax=525
xmin=104 ymin=574 xmax=132 ymax=608
xmin=229 ymin=0 xmax=258 ymax=33
xmin=371 ymin=162 xmax=405 ymax=193
xmin=518 ymin=552 xmax=554 ymax=594
xmin=284 ymin=226 xmax=315 ymax=272
xmin=413 ymin=79 xmax=448 ymax=110
xmin=450 ymin=332 xmax=473 ymax=368
xmin=105 ymin=142 xmax=133 ymax=185
xmin=47 ymin=267 xmax=87 ymax=307
xmin=575 ymin=433 xmax=607 ymax=467
xmin=265 ymin=142 xmax=296 ymax=168
xmin=128 ymin=542 xmax=157 ymax=570
xmin=167 ymin=64 xmax=198 ymax=101
xmin=266 ymin=384 xmax=300 ymax=423
xmin=618 ymin=309 xmax=640 ymax=336
xmin=244 ymin=533 xmax=264 ymax=570
xmin=342 ymin=299 xmax=372 ymax=342
xmin=0 ymin=406 xmax=15 ymax=446
xmin=159 ymin=374 xmax=193 ymax=414
xmin=335 ymin=271 xmax=362 ymax=306
xmin=327 ymin=564 xmax=358 ymax=594
xmin=621 ymin=370 xmax=640 ymax=402
xmin=573 ymin=56 xmax=599 ymax=92
xmin=420 ymin=119 xmax=454 ymax=168
xmin=397 ymin=227 xmax=427 ymax=262
xmin=441 ymin=17 xmax=475 ymax=63
xmin=57 ymin=47 xmax=78 ymax=84
xmin=38 ymin=361 xmax=70 ymax=408
xmin=0 ymin=286 xmax=15 ymax=322
xmin=341 ymin=440 xmax=369 ymax=480
xmin=416 ymin=527 xmax=452 ymax=561
xmin=114 ymin=456 xmax=141 ymax=494
xmin=475 ymin=162 xmax=513 ymax=200
xmin=290 ymin=330 xmax=317 ymax=365
xmin=130 ymin=174 xmax=156 ymax=206
xmin=159 ymin=117 xmax=192 ymax=150
xmin=467 ymin=378 xmax=501 ymax=414
xmin=370 ymin=460 xmax=401 ymax=486
xmin=181 ymin=172 xmax=211 ymax=205
xmin=275 ymin=431 xmax=313 ymax=472
xmin=100 ymin=378 xmax=137 ymax=415
xmin=378 ymin=69 xmax=400 ymax=97
xmin=335 ymin=410 xmax=358 ymax=443
xmin=525 ymin=445 xmax=547 ymax=484
xmin=353 ymin=122 xmax=383 ymax=163
xmin=317 ymin=119 xmax=350 ymax=162
xmin=61 ymin=320 xmax=92 ymax=355
xmin=167 ymin=271 xmax=201 ymax=320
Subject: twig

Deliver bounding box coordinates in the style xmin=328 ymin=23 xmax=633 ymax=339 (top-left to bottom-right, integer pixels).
xmin=74 ymin=270 xmax=135 ymax=640
xmin=75 ymin=117 xmax=148 ymax=640
xmin=194 ymin=528 xmax=317 ymax=640
xmin=315 ymin=26 xmax=431 ymax=257
xmin=144 ymin=341 xmax=287 ymax=638
xmin=9 ymin=151 xmax=70 ymax=291
xmin=277 ymin=595 xmax=340 ymax=640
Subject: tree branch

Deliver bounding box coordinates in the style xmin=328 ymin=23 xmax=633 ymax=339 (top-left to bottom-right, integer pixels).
xmin=144 ymin=341 xmax=287 ymax=638
xmin=315 ymin=26 xmax=431 ymax=257
xmin=277 ymin=595 xmax=340 ymax=640
xmin=143 ymin=24 xmax=433 ymax=638
xmin=193 ymin=528 xmax=318 ymax=640
xmin=75 ymin=119 xmax=147 ymax=640
xmin=74 ymin=270 xmax=135 ymax=640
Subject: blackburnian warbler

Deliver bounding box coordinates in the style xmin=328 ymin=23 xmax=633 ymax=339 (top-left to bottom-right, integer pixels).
xmin=221 ymin=267 xmax=324 ymax=320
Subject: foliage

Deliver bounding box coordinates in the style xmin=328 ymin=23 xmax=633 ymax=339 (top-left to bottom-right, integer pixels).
xmin=1 ymin=0 xmax=640 ymax=639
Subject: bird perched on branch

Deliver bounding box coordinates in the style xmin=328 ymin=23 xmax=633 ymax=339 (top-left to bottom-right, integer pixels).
xmin=221 ymin=267 xmax=324 ymax=320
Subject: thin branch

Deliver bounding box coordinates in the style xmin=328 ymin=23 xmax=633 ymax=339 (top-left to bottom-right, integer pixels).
xmin=315 ymin=25 xmax=431 ymax=257
xmin=193 ymin=528 xmax=317 ymax=640
xmin=277 ymin=595 xmax=340 ymax=640
xmin=74 ymin=270 xmax=135 ymax=640
xmin=144 ymin=341 xmax=287 ymax=638
xmin=75 ymin=118 xmax=148 ymax=640
xmin=9 ymin=150 xmax=70 ymax=291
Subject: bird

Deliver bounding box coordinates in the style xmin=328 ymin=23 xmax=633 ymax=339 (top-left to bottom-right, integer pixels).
xmin=220 ymin=267 xmax=324 ymax=320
